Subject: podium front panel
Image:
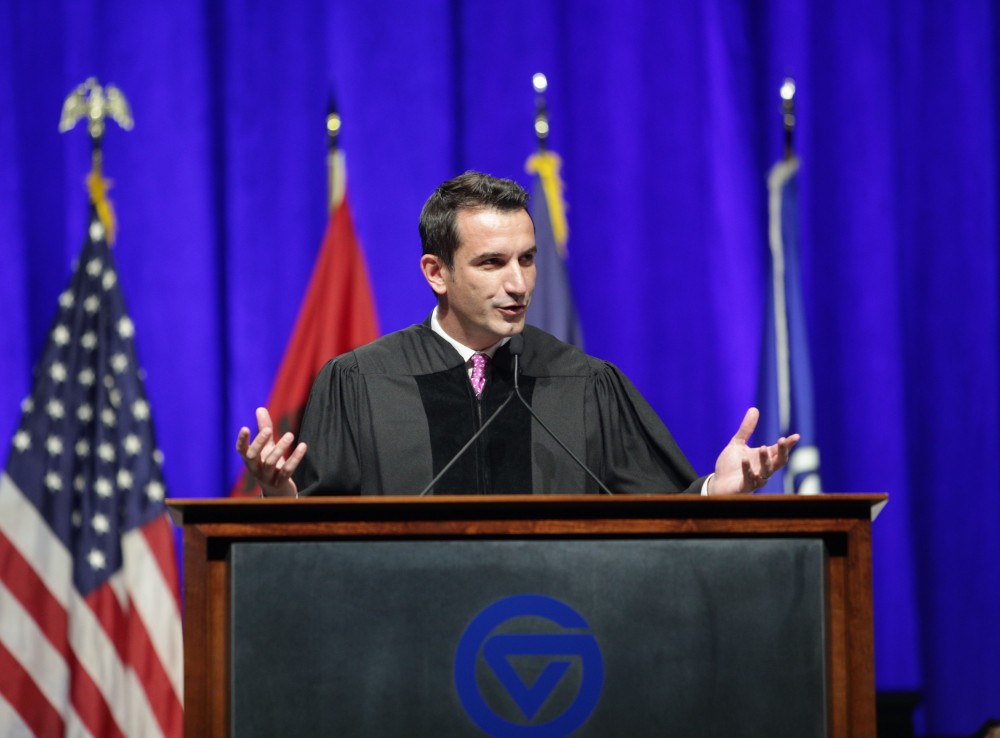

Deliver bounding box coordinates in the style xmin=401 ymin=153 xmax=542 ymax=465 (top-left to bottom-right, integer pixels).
xmin=230 ymin=537 xmax=826 ymax=737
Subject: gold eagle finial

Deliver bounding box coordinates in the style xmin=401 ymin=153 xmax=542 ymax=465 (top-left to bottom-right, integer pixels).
xmin=59 ymin=77 xmax=134 ymax=138
xmin=60 ymin=78 xmax=134 ymax=245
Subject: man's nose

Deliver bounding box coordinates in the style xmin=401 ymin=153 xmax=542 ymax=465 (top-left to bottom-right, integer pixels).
xmin=504 ymin=264 xmax=528 ymax=296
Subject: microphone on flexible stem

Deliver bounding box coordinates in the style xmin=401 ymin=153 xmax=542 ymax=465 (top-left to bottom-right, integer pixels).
xmin=507 ymin=334 xmax=614 ymax=496
xmin=417 ymin=370 xmax=517 ymax=497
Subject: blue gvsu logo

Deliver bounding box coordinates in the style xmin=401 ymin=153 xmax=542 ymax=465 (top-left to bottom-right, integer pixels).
xmin=454 ymin=594 xmax=604 ymax=737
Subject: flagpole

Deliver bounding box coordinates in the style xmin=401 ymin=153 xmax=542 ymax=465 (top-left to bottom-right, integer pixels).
xmin=533 ymin=72 xmax=550 ymax=152
xmin=781 ymin=77 xmax=796 ymax=160
xmin=526 ymin=73 xmax=568 ymax=254
xmin=770 ymin=80 xmax=794 ymax=437
xmin=327 ymin=95 xmax=345 ymax=212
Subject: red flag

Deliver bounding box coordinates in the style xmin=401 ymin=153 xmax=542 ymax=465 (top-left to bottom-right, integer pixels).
xmin=231 ymin=191 xmax=379 ymax=496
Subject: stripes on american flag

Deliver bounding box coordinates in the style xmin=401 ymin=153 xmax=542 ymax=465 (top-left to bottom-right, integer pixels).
xmin=0 ymin=208 xmax=183 ymax=737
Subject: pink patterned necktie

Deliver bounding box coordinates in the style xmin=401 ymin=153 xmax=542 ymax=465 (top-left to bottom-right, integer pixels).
xmin=469 ymin=353 xmax=489 ymax=396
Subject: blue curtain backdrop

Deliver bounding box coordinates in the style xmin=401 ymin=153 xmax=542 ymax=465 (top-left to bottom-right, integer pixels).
xmin=1 ymin=2 xmax=997 ymax=734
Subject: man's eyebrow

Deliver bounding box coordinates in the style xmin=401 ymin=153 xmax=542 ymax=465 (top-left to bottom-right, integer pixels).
xmin=470 ymin=246 xmax=536 ymax=261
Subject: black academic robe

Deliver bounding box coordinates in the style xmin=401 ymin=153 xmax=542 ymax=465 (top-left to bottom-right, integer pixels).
xmin=293 ymin=318 xmax=705 ymax=496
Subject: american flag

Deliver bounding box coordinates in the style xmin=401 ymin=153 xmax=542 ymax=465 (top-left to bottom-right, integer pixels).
xmin=0 ymin=207 xmax=183 ymax=736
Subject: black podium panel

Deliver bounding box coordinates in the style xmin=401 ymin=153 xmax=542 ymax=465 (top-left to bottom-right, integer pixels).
xmin=230 ymin=538 xmax=826 ymax=737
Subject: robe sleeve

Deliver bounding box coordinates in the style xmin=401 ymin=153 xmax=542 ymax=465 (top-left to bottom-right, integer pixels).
xmin=591 ymin=361 xmax=705 ymax=494
xmin=293 ymin=355 xmax=364 ymax=496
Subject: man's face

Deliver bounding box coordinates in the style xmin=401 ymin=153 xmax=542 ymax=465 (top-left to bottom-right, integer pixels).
xmin=421 ymin=208 xmax=536 ymax=350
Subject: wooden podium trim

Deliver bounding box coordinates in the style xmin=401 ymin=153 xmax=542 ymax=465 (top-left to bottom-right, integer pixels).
xmin=168 ymin=493 xmax=885 ymax=737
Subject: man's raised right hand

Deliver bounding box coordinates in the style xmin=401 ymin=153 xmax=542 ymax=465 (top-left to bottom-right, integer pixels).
xmin=235 ymin=407 xmax=307 ymax=497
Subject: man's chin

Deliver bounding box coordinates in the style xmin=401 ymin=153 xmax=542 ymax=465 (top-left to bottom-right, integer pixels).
xmin=472 ymin=324 xmax=520 ymax=348
xmin=499 ymin=317 xmax=526 ymax=335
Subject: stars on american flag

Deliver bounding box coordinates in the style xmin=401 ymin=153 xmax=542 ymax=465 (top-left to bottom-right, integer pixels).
xmin=45 ymin=471 xmax=62 ymax=492
xmin=124 ymin=434 xmax=142 ymax=455
xmin=94 ymin=477 xmax=114 ymax=500
xmin=117 ymin=469 xmax=133 ymax=490
xmin=50 ymin=362 xmax=68 ymax=382
xmin=118 ymin=315 xmax=134 ymax=339
xmin=88 ymin=218 xmax=105 ymax=242
xmin=86 ymin=548 xmax=107 ymax=571
xmin=133 ymin=398 xmax=150 ymax=420
xmin=111 ymin=353 xmax=129 ymax=373
xmin=45 ymin=436 xmax=64 ymax=456
xmin=5 ymin=212 xmax=169 ymax=580
xmin=91 ymin=513 xmax=110 ymax=534
xmin=13 ymin=430 xmax=31 ymax=452
xmin=97 ymin=442 xmax=116 ymax=463
xmin=146 ymin=480 xmax=165 ymax=502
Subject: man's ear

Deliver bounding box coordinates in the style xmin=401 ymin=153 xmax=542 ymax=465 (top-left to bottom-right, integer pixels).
xmin=420 ymin=254 xmax=448 ymax=296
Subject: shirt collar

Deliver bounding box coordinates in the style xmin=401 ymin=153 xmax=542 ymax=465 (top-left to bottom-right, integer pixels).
xmin=430 ymin=306 xmax=509 ymax=363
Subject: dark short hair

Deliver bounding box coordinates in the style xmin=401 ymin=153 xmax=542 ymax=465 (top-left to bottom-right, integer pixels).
xmin=419 ymin=171 xmax=530 ymax=269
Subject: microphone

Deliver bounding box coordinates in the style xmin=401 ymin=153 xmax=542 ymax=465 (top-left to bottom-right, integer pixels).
xmin=507 ymin=334 xmax=614 ymax=495
xmin=417 ymin=361 xmax=517 ymax=497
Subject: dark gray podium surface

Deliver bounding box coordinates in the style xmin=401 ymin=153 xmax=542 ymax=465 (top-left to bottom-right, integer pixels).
xmin=168 ymin=494 xmax=885 ymax=738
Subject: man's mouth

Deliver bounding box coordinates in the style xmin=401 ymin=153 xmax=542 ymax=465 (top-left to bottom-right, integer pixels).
xmin=497 ymin=304 xmax=526 ymax=317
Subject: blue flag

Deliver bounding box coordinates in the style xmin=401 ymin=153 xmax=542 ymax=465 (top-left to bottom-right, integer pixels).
xmin=525 ymin=151 xmax=583 ymax=347
xmin=756 ymin=158 xmax=821 ymax=494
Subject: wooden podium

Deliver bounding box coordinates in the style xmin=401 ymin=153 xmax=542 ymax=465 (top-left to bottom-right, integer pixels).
xmin=168 ymin=493 xmax=886 ymax=737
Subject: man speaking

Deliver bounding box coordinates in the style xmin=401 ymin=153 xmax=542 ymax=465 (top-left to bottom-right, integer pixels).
xmin=237 ymin=171 xmax=798 ymax=496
